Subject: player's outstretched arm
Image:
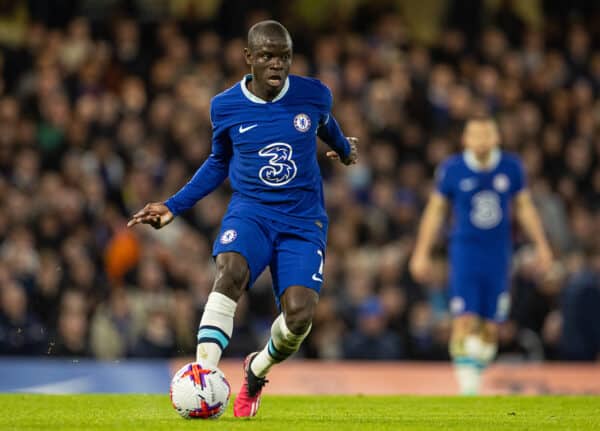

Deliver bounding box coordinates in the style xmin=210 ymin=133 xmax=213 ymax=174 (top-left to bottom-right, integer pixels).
xmin=514 ymin=190 xmax=553 ymax=273
xmin=410 ymin=192 xmax=448 ymax=283
xmin=127 ymin=202 xmax=174 ymax=229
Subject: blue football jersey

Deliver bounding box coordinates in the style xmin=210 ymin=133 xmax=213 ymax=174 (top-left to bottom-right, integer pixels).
xmin=436 ymin=150 xmax=526 ymax=258
xmin=165 ymin=74 xmax=350 ymax=225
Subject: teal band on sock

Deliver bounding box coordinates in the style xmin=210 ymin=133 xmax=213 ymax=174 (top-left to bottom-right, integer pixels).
xmin=454 ymin=356 xmax=486 ymax=370
xmin=267 ymin=339 xmax=288 ymax=362
xmin=197 ymin=326 xmax=230 ymax=350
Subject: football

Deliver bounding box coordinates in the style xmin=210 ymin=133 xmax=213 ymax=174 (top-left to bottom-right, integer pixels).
xmin=169 ymin=362 xmax=231 ymax=419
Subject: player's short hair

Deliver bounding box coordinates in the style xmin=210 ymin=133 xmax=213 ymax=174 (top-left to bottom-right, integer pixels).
xmin=247 ymin=20 xmax=292 ymax=51
xmin=467 ymin=112 xmax=494 ymax=123
xmin=463 ymin=112 xmax=497 ymax=130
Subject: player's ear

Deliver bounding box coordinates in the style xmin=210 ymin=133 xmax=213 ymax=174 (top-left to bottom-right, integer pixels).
xmin=243 ymin=47 xmax=252 ymax=66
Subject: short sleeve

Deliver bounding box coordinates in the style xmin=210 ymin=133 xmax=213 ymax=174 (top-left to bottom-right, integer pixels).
xmin=435 ymin=162 xmax=453 ymax=199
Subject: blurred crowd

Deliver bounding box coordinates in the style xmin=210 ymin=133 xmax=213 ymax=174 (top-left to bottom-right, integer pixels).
xmin=0 ymin=0 xmax=599 ymax=362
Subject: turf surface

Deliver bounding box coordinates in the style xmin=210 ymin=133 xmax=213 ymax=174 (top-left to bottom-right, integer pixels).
xmin=0 ymin=394 xmax=599 ymax=431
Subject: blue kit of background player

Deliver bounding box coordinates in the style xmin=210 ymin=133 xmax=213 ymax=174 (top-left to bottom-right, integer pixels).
xmin=411 ymin=115 xmax=551 ymax=395
xmin=436 ymin=149 xmax=525 ymax=321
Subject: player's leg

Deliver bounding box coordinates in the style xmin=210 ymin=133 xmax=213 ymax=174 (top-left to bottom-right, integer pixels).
xmin=449 ymin=313 xmax=486 ymax=395
xmin=452 ymin=311 xmax=503 ymax=396
xmin=250 ymin=285 xmax=318 ymax=377
xmin=480 ymin=319 xmax=499 ymax=364
xmin=196 ymin=215 xmax=273 ymax=368
xmin=234 ymin=288 xmax=318 ymax=418
xmin=450 ymin=264 xmax=509 ymax=395
xmin=448 ymin=255 xmax=487 ymax=395
xmin=471 ymin=271 xmax=510 ymax=382
xmin=250 ymin=230 xmax=324 ymax=377
xmin=234 ymin=227 xmax=324 ymax=417
xmin=195 ymin=252 xmax=248 ymax=367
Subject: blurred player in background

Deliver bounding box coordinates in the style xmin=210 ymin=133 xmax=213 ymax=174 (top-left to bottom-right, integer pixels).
xmin=410 ymin=115 xmax=552 ymax=395
xmin=128 ymin=20 xmax=358 ymax=416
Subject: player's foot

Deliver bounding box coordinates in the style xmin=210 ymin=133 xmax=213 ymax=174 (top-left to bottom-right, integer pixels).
xmin=233 ymin=352 xmax=268 ymax=417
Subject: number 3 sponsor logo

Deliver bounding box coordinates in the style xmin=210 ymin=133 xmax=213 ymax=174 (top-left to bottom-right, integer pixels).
xmin=470 ymin=191 xmax=502 ymax=229
xmin=258 ymin=142 xmax=298 ymax=186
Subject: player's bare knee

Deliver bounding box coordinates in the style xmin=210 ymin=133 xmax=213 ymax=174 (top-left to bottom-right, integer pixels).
xmin=451 ymin=323 xmax=469 ymax=340
xmin=282 ymin=287 xmax=318 ymax=335
xmin=284 ymin=307 xmax=313 ymax=335
xmin=453 ymin=314 xmax=479 ymax=335
xmin=481 ymin=321 xmax=498 ymax=344
xmin=213 ymin=253 xmax=250 ymax=300
xmin=450 ymin=315 xmax=478 ymax=347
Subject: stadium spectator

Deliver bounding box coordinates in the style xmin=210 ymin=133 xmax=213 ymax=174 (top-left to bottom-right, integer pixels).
xmin=0 ymin=281 xmax=47 ymax=355
xmin=89 ymin=287 xmax=145 ymax=360
xmin=129 ymin=308 xmax=176 ymax=358
xmin=560 ymin=256 xmax=600 ymax=361
xmin=343 ymin=297 xmax=404 ymax=360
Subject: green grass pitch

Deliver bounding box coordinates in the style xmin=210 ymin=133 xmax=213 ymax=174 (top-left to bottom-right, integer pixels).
xmin=0 ymin=394 xmax=599 ymax=431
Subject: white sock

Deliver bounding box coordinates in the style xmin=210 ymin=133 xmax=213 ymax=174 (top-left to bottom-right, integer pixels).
xmin=250 ymin=313 xmax=311 ymax=378
xmin=196 ymin=292 xmax=237 ymax=367
xmin=464 ymin=335 xmax=497 ymax=364
xmin=453 ymin=335 xmax=497 ymax=395
xmin=477 ymin=340 xmax=497 ymax=365
xmin=454 ymin=362 xmax=481 ymax=395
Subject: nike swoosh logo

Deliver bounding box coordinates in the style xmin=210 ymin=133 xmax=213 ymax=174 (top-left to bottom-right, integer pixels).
xmin=239 ymin=124 xmax=258 ymax=133
xmin=312 ymin=274 xmax=323 ymax=282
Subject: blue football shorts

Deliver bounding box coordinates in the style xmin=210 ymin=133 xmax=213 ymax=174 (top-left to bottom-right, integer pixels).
xmin=212 ymin=210 xmax=327 ymax=303
xmin=448 ymin=246 xmax=511 ymax=322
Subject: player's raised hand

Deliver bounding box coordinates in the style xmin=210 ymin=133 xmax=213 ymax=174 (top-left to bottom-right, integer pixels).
xmin=127 ymin=202 xmax=174 ymax=229
xmin=409 ymin=252 xmax=431 ymax=283
xmin=326 ymin=137 xmax=358 ymax=166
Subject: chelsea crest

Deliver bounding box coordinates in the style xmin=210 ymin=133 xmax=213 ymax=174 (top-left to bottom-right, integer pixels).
xmin=293 ymin=113 xmax=311 ymax=132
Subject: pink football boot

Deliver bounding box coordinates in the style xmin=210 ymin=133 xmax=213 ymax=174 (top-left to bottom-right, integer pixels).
xmin=233 ymin=352 xmax=268 ymax=417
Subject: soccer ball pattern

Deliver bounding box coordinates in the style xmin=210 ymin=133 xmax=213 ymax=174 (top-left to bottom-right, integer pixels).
xmin=170 ymin=362 xmax=231 ymax=419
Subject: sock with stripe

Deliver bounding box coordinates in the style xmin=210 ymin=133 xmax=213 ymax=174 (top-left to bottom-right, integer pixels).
xmin=250 ymin=313 xmax=311 ymax=378
xmin=196 ymin=291 xmax=237 ymax=368
xmin=451 ymin=335 xmax=497 ymax=395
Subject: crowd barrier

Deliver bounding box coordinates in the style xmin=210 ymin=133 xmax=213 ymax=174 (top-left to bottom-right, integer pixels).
xmin=1 ymin=358 xmax=599 ymax=395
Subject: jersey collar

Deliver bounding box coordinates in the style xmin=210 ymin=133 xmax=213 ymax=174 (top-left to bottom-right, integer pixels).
xmin=463 ymin=148 xmax=501 ymax=172
xmin=240 ymin=74 xmax=290 ymax=104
